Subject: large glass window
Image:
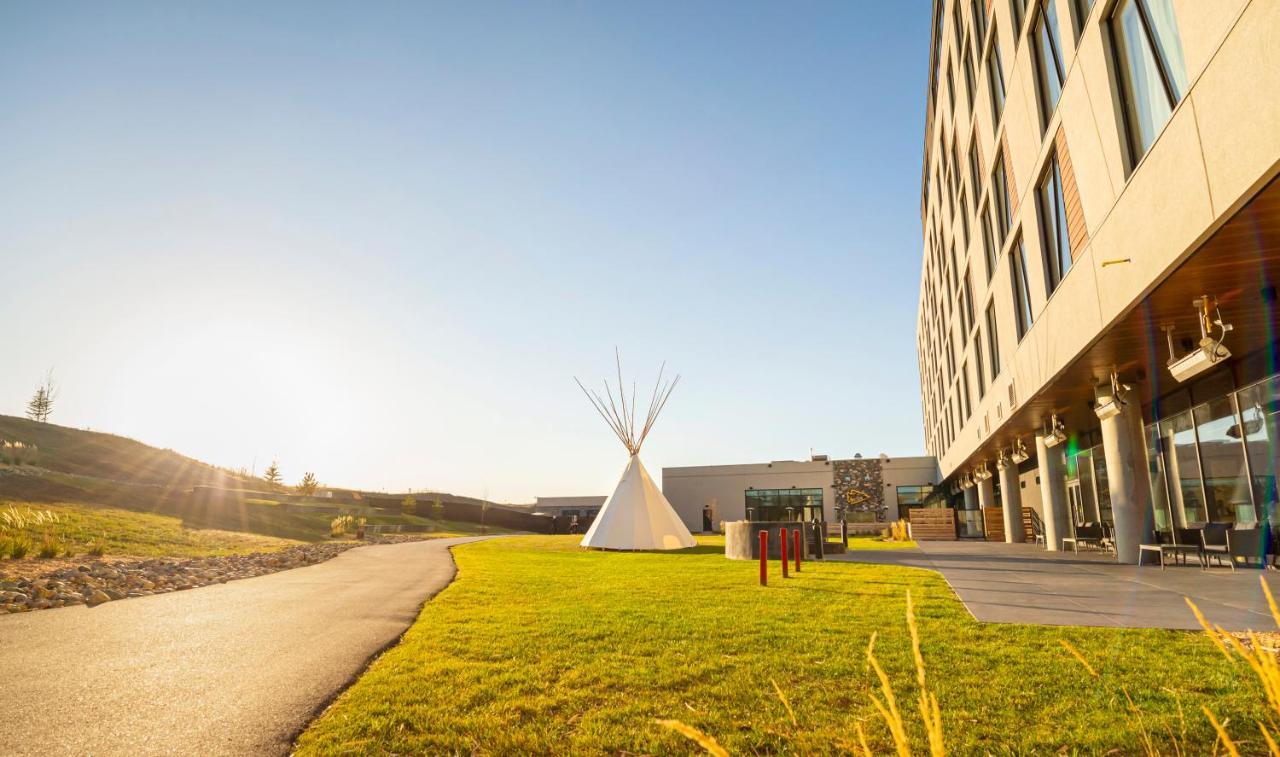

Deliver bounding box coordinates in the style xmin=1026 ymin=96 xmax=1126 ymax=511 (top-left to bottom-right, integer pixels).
xmin=1037 ymin=152 xmax=1072 ymax=293
xmin=897 ymin=485 xmax=934 ymax=507
xmin=988 ymin=31 xmax=1006 ymax=122
xmin=963 ymin=39 xmax=977 ymax=110
xmin=1193 ymin=395 xmax=1256 ymax=523
xmin=962 ymin=269 xmax=975 ymax=334
xmin=968 ymin=139 xmax=982 ymax=199
xmin=1073 ymin=0 xmax=1095 ymax=41
xmin=745 ymin=488 xmax=823 ymax=522
xmin=946 ymin=62 xmax=957 ymax=113
xmin=1092 ymin=445 xmax=1113 ymax=524
xmin=1110 ymin=0 xmax=1189 ymax=166
xmin=1236 ymin=376 xmax=1280 ymax=517
xmin=974 ymin=336 xmax=987 ymax=398
xmin=980 ymin=204 xmax=997 ymax=282
xmin=1011 ymin=0 xmax=1027 ymax=37
xmin=1033 ymin=0 xmax=1066 ymax=127
xmin=961 ymin=364 xmax=972 ymax=420
xmin=971 ymin=0 xmax=987 ymax=46
xmin=992 ymin=153 xmax=1012 ymax=240
xmin=1145 ymin=423 xmax=1173 ymax=530
xmin=985 ymin=301 xmax=1001 ymax=377
xmin=1159 ymin=410 xmax=1208 ymax=524
xmin=1010 ymin=236 xmax=1034 ymax=339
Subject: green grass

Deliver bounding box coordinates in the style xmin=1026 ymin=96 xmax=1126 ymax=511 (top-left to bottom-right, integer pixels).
xmin=1 ymin=502 xmax=300 ymax=557
xmin=296 ymin=535 xmax=1267 ymax=755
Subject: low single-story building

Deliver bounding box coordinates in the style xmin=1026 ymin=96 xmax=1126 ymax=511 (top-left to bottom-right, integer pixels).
xmin=662 ymin=454 xmax=940 ymax=533
xmin=527 ymin=495 xmax=606 ymax=520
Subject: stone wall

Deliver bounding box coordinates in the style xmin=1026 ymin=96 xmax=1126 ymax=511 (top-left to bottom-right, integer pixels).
xmin=832 ymin=458 xmax=887 ymax=522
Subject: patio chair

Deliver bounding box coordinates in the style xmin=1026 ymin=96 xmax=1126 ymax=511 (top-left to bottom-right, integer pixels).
xmin=1226 ymin=523 xmax=1272 ymax=571
xmin=1062 ymin=523 xmax=1105 ymax=554
xmin=1201 ymin=523 xmax=1231 ymax=570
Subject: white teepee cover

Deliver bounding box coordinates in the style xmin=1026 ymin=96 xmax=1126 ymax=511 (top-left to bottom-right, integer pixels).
xmin=580 ymin=454 xmax=696 ymax=550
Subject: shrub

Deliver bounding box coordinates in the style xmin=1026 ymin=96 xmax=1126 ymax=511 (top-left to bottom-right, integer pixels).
xmin=430 ymin=498 xmax=445 ymax=521
xmin=401 ymin=495 xmax=417 ymax=516
xmin=330 ymin=515 xmax=354 ymax=538
xmin=87 ymin=534 xmax=107 ymax=557
xmin=4 ymin=535 xmax=33 ymax=559
xmin=37 ymin=531 xmax=62 ymax=559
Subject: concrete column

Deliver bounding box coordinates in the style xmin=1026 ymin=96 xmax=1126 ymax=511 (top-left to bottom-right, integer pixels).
xmin=976 ymin=476 xmax=994 ymax=508
xmin=962 ymin=487 xmax=978 ymax=510
xmin=1100 ymin=401 xmax=1154 ymax=564
xmin=998 ymin=461 xmax=1024 ymax=543
xmin=1036 ymin=435 xmax=1070 ymax=551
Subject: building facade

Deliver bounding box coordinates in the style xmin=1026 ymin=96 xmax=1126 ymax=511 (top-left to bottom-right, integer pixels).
xmin=663 ymin=455 xmax=938 ymax=532
xmin=916 ymin=0 xmax=1280 ymax=560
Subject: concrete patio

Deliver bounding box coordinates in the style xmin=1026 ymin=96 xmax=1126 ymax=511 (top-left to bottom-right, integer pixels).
xmin=831 ymin=540 xmax=1280 ymax=631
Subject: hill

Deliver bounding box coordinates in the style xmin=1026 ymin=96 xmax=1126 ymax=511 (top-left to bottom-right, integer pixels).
xmin=0 ymin=414 xmax=257 ymax=490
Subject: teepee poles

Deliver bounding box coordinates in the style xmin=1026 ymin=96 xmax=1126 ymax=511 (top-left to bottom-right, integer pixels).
xmin=574 ymin=350 xmax=680 ymax=457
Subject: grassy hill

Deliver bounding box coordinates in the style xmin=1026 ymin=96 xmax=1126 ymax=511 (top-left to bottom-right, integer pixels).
xmin=0 ymin=415 xmax=504 ymax=553
xmin=0 ymin=414 xmax=257 ymax=489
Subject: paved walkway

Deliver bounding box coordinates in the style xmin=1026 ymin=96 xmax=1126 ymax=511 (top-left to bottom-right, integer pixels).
xmin=0 ymin=536 xmax=490 ymax=756
xmin=831 ymin=540 xmax=1280 ymax=630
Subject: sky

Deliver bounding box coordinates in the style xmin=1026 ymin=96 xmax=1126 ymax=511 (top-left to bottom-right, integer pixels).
xmin=0 ymin=1 xmax=930 ymax=503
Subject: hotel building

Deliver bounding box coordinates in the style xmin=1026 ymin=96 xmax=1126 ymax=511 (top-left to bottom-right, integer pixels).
xmin=916 ymin=0 xmax=1280 ymax=560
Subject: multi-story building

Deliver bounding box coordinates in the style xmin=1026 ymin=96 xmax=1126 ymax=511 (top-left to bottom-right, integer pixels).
xmin=916 ymin=0 xmax=1280 ymax=561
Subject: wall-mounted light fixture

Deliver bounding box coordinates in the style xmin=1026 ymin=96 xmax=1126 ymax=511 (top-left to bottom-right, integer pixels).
xmin=1043 ymin=414 xmax=1067 ymax=448
xmin=1093 ymin=371 xmax=1131 ymax=421
xmin=1163 ymin=296 xmax=1232 ymax=383
xmin=1010 ymin=438 xmax=1030 ymax=464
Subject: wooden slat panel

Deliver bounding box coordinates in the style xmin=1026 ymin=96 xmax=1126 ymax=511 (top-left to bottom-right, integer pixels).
xmin=982 ymin=507 xmax=1005 ymax=541
xmin=1056 ymin=127 xmax=1090 ymax=257
xmin=908 ymin=508 xmax=958 ymax=540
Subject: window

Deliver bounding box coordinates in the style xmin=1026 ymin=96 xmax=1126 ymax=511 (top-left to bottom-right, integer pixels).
xmin=1193 ymin=395 xmax=1257 ymax=524
xmin=1073 ymin=0 xmax=1095 ymax=40
xmin=897 ymin=485 xmax=934 ymax=507
xmin=1236 ymin=376 xmax=1279 ymax=508
xmin=980 ymin=202 xmax=997 ymax=281
xmin=961 ymin=364 xmax=972 ymax=420
xmin=1037 ymin=151 xmax=1072 ymax=293
xmin=953 ymin=1 xmax=965 ymax=54
xmin=1011 ymin=0 xmax=1028 ymax=37
xmin=987 ymin=31 xmax=1007 ymax=122
xmin=958 ymin=190 xmax=970 ymax=249
xmin=1032 ymin=0 xmax=1066 ymax=127
xmin=963 ymin=269 xmax=975 ymax=334
xmin=1010 ymin=236 xmax=1034 ymax=339
xmin=985 ymin=301 xmax=1000 ymax=377
xmin=1110 ymin=0 xmax=1189 ymax=167
xmin=963 ymin=38 xmax=977 ymax=110
xmin=744 ymin=488 xmax=823 ymax=522
xmin=974 ymin=335 xmax=986 ymax=397
xmin=971 ymin=0 xmax=987 ymax=47
xmin=967 ymin=139 xmax=981 ymax=198
xmin=946 ymin=61 xmax=956 ymax=113
xmin=992 ymin=152 xmax=1012 ymax=241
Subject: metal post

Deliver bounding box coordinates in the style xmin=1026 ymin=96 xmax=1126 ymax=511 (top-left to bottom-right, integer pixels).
xmin=793 ymin=528 xmax=801 ymax=572
xmin=841 ymin=517 xmax=848 ymax=549
xmin=780 ymin=528 xmax=789 ymax=578
xmin=759 ymin=530 xmax=768 ymax=586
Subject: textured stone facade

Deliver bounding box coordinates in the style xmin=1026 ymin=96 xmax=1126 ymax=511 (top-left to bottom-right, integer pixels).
xmin=833 ymin=457 xmax=886 ymax=522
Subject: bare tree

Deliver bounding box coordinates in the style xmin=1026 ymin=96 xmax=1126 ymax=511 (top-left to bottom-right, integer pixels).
xmin=26 ymin=370 xmax=58 ymax=423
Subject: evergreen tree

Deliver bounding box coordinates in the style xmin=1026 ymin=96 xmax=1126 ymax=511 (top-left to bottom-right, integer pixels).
xmin=25 ymin=371 xmax=57 ymax=423
xmin=296 ymin=472 xmax=320 ymax=496
xmin=263 ymin=460 xmax=283 ymax=489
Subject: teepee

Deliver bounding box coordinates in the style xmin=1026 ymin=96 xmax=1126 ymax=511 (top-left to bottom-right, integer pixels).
xmin=575 ymin=355 xmax=696 ymax=551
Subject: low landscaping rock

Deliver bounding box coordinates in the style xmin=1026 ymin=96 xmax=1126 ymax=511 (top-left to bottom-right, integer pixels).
xmin=0 ymin=540 xmax=395 ymax=614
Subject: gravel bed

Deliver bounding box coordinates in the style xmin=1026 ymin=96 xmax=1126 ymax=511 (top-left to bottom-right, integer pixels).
xmin=0 ymin=539 xmax=409 ymax=614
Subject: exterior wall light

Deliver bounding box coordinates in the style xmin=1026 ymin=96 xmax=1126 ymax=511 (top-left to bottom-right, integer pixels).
xmin=1010 ymin=438 xmax=1030 ymax=464
xmin=1043 ymin=414 xmax=1068 ymax=448
xmin=1163 ymin=296 xmax=1232 ymax=383
xmin=1093 ymin=371 xmax=1131 ymax=421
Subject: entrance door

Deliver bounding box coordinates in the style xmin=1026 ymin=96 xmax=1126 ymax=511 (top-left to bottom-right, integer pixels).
xmin=1066 ymin=482 xmax=1084 ymax=531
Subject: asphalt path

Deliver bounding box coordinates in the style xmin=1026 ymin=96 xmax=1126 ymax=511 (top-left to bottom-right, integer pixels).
xmin=0 ymin=536 xmax=491 ymax=756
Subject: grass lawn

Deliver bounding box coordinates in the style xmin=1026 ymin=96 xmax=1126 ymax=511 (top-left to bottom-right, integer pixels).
xmin=2 ymin=501 xmax=300 ymax=558
xmin=295 ymin=535 xmax=1267 ymax=755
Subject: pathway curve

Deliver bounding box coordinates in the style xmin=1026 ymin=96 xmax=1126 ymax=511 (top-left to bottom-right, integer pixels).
xmin=0 ymin=536 xmax=491 ymax=756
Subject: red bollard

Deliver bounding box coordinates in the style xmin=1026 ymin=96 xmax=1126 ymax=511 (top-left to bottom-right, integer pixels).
xmin=759 ymin=530 xmax=768 ymax=586
xmin=780 ymin=528 xmax=789 ymax=578
xmin=794 ymin=528 xmax=802 ymax=573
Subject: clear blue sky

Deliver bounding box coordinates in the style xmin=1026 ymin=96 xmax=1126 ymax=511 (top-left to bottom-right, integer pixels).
xmin=0 ymin=1 xmax=930 ymax=502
